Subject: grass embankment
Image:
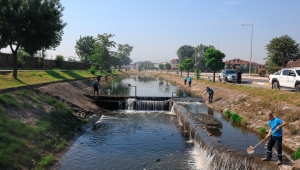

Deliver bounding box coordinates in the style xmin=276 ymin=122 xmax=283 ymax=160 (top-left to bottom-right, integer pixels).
xmin=0 ymin=89 xmax=84 ymax=169
xmin=0 ymin=70 xmax=120 ymax=89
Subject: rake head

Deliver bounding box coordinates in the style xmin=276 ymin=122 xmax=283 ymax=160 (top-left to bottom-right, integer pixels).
xmin=247 ymin=146 xmax=255 ymax=154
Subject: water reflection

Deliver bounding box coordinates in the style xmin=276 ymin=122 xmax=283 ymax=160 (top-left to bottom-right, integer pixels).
xmin=100 ymin=76 xmax=189 ymax=97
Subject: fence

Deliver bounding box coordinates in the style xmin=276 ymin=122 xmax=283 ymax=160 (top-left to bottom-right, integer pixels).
xmin=0 ymin=52 xmax=99 ymax=70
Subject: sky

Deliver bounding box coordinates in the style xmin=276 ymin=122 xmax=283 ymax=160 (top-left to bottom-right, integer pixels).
xmin=1 ymin=0 xmax=300 ymax=64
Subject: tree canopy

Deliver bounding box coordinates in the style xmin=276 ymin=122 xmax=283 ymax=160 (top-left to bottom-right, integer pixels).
xmin=0 ymin=0 xmax=66 ymax=79
xmin=116 ymin=44 xmax=133 ymax=70
xmin=181 ymin=58 xmax=194 ymax=77
xmin=75 ymin=35 xmax=96 ymax=63
xmin=193 ymin=44 xmax=214 ymax=71
xmin=204 ymin=48 xmax=225 ymax=82
xmin=176 ymin=45 xmax=195 ymax=63
xmin=159 ymin=64 xmax=164 ymax=73
xmin=165 ymin=62 xmax=171 ymax=72
xmin=265 ymin=35 xmax=300 ymax=67
xmin=90 ymin=33 xmax=116 ymax=73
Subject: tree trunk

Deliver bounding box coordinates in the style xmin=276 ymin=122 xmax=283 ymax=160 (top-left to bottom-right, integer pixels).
xmin=180 ymin=70 xmax=182 ymax=77
xmin=12 ymin=50 xmax=18 ymax=79
xmin=10 ymin=44 xmax=20 ymax=79
xmin=187 ymin=70 xmax=189 ymax=77
xmin=213 ymin=71 xmax=215 ymax=83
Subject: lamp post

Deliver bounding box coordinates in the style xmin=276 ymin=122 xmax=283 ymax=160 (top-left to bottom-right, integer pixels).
xmin=242 ymin=24 xmax=253 ymax=76
xmin=212 ymin=41 xmax=219 ymax=50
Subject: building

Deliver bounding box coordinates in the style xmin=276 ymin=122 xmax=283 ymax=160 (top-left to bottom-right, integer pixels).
xmin=170 ymin=59 xmax=179 ymax=70
xmin=224 ymin=58 xmax=263 ymax=69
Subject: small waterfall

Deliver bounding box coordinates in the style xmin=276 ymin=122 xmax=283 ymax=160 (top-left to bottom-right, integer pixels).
xmin=126 ymin=98 xmax=136 ymax=110
xmin=136 ymin=100 xmax=167 ymax=111
xmin=173 ymin=104 xmax=278 ymax=170
xmin=118 ymin=101 xmax=123 ymax=110
xmin=125 ymin=98 xmax=169 ymax=111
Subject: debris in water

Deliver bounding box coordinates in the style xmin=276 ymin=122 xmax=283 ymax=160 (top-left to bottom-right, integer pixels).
xmin=156 ymin=158 xmax=161 ymax=162
xmin=208 ymin=133 xmax=212 ymax=136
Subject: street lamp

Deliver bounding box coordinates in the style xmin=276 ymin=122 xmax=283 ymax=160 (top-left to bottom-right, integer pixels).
xmin=212 ymin=41 xmax=219 ymax=50
xmin=242 ymin=24 xmax=253 ymax=76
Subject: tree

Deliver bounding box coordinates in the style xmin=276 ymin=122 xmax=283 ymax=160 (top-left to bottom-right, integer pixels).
xmin=176 ymin=45 xmax=195 ymax=63
xmin=55 ymin=55 xmax=65 ymax=68
xmin=179 ymin=63 xmax=184 ymax=77
xmin=75 ymin=35 xmax=96 ymax=63
xmin=116 ymin=44 xmax=133 ymax=70
xmin=159 ymin=64 xmax=164 ymax=73
xmin=265 ymin=35 xmax=300 ymax=67
xmin=17 ymin=50 xmax=30 ymax=68
xmin=165 ymin=62 xmax=171 ymax=73
xmin=90 ymin=33 xmax=116 ymax=73
xmin=0 ymin=0 xmax=66 ymax=79
xmin=193 ymin=44 xmax=214 ymax=76
xmin=204 ymin=48 xmax=225 ymax=82
xmin=181 ymin=58 xmax=194 ymax=77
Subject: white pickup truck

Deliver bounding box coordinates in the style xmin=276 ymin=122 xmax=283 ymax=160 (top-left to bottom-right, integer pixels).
xmin=268 ymin=67 xmax=300 ymax=91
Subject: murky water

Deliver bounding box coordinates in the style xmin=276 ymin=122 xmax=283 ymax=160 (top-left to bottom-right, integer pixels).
xmin=59 ymin=112 xmax=199 ymax=170
xmin=58 ymin=77 xmax=291 ymax=169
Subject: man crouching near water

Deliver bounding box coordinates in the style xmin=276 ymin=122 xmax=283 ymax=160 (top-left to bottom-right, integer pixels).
xmin=262 ymin=111 xmax=287 ymax=165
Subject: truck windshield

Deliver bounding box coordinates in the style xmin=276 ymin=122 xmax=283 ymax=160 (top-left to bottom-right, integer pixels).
xmin=226 ymin=70 xmax=236 ymax=74
xmin=296 ymin=70 xmax=300 ymax=76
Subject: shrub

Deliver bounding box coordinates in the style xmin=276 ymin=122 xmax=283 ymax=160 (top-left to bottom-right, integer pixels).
xmin=55 ymin=55 xmax=65 ymax=68
xmin=241 ymin=118 xmax=247 ymax=126
xmin=225 ymin=110 xmax=232 ymax=117
xmin=231 ymin=113 xmax=241 ymax=123
xmin=88 ymin=65 xmax=96 ymax=75
xmin=107 ymin=68 xmax=112 ymax=74
xmin=260 ymin=127 xmax=267 ymax=134
xmin=295 ymin=147 xmax=300 ymax=160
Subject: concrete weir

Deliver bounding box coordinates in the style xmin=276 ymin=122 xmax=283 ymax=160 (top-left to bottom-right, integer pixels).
xmin=172 ymin=104 xmax=280 ymax=170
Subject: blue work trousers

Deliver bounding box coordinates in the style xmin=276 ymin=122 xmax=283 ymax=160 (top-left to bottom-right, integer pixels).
xmin=266 ymin=135 xmax=282 ymax=161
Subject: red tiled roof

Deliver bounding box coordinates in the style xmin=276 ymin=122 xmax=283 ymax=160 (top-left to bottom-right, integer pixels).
xmin=170 ymin=59 xmax=179 ymax=62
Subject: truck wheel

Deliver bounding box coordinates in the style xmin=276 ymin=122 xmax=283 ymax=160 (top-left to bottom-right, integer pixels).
xmin=295 ymin=84 xmax=300 ymax=92
xmin=272 ymin=81 xmax=279 ymax=89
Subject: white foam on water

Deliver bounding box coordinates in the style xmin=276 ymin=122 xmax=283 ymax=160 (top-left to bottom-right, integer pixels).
xmin=188 ymin=142 xmax=213 ymax=170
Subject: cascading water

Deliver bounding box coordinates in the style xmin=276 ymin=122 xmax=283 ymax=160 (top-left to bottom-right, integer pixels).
xmin=125 ymin=98 xmax=169 ymax=111
xmin=125 ymin=98 xmax=136 ymax=110
xmin=118 ymin=101 xmax=122 ymax=110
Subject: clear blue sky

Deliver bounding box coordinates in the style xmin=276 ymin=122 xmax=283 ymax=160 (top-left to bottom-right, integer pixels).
xmin=1 ymin=0 xmax=300 ymax=64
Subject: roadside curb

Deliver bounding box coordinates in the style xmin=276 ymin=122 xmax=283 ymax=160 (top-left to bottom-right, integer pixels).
xmin=252 ymin=81 xmax=270 ymax=86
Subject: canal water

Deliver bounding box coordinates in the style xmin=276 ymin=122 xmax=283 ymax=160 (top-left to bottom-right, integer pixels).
xmin=58 ymin=77 xmax=290 ymax=169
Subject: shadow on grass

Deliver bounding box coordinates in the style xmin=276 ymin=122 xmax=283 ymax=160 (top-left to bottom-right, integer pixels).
xmin=45 ymin=71 xmax=67 ymax=80
xmin=63 ymin=71 xmax=86 ymax=79
xmin=17 ymin=78 xmax=27 ymax=85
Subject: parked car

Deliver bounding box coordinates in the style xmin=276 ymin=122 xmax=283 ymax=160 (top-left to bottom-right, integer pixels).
xmin=218 ymin=69 xmax=237 ymax=82
xmin=268 ymin=67 xmax=300 ymax=92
